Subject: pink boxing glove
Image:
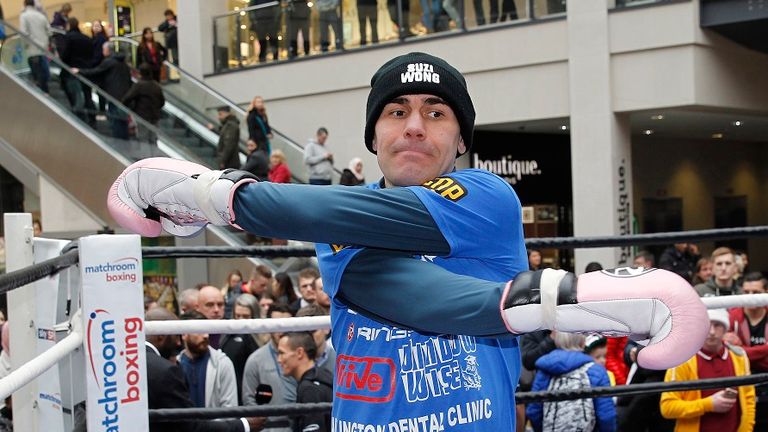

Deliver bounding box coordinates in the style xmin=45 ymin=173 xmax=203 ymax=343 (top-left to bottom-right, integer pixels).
xmin=501 ymin=267 xmax=709 ymax=370
xmin=107 ymin=158 xmax=257 ymax=237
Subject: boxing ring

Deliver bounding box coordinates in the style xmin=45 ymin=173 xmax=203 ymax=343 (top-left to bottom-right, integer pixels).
xmin=1 ymin=212 xmax=768 ymax=431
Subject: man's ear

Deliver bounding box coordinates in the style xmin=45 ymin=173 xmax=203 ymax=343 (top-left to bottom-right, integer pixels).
xmin=457 ymin=136 xmax=466 ymax=155
xmin=371 ymin=137 xmax=378 ymax=153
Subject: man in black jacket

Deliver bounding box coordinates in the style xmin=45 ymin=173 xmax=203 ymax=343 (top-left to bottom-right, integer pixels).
xmin=277 ymin=332 xmax=332 ymax=432
xmin=145 ymin=307 xmax=265 ymax=432
xmin=73 ymin=41 xmax=132 ymax=139
xmin=122 ymin=63 xmax=165 ymax=144
xmin=61 ymin=17 xmax=96 ymax=125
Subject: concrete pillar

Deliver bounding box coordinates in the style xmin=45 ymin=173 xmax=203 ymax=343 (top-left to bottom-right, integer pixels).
xmin=567 ymin=0 xmax=634 ymax=272
xmin=177 ymin=0 xmax=228 ymax=78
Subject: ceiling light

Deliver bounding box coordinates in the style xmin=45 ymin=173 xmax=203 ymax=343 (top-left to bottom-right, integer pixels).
xmin=308 ymin=1 xmax=314 ymax=6
xmin=240 ymin=24 xmax=246 ymax=29
xmin=712 ymin=133 xmax=723 ymax=139
xmin=560 ymin=125 xmax=568 ymax=131
xmin=732 ymin=120 xmax=742 ymax=126
xmin=650 ymin=115 xmax=664 ymax=120
xmin=234 ymin=6 xmax=240 ymax=10
xmin=240 ymin=11 xmax=246 ymax=16
xmin=644 ymin=129 xmax=653 ymax=135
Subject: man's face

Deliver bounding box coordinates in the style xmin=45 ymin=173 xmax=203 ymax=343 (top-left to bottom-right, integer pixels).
xmin=250 ymin=275 xmax=269 ymax=297
xmin=589 ymin=346 xmax=607 ymax=367
xmin=372 ymin=95 xmax=464 ymax=188
xmin=269 ymin=311 xmax=294 ymax=346
xmin=183 ymin=332 xmax=209 ymax=357
xmin=298 ymin=277 xmax=317 ymax=303
xmin=277 ymin=336 xmax=301 ymax=378
xmin=314 ymin=278 xmax=330 ymax=309
xmin=713 ymin=253 xmax=737 ymax=283
xmin=234 ymin=304 xmax=253 ymax=320
xmin=703 ymin=321 xmax=726 ymax=351
xmin=317 ymin=131 xmax=328 ymax=145
xmin=197 ymin=287 xmax=225 ymax=320
xmin=633 ymin=256 xmax=650 ymax=269
xmin=743 ymin=280 xmax=767 ymax=314
xmin=218 ymin=111 xmax=228 ymax=122
xmin=259 ymin=297 xmax=274 ymax=317
xmin=697 ymin=261 xmax=713 ymax=281
xmin=158 ymin=334 xmax=182 ymax=359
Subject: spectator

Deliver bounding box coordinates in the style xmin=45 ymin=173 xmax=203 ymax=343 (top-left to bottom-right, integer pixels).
xmin=316 ymin=0 xmax=341 ymax=52
xmin=144 ymin=295 xmax=158 ymax=312
xmin=303 ymin=127 xmax=333 ymax=185
xmin=158 ymin=9 xmax=178 ymax=65
xmin=221 ymin=294 xmax=261 ymax=404
xmin=734 ymin=250 xmax=749 ymax=287
xmin=658 ymin=243 xmax=698 ymax=283
xmin=618 ymin=341 xmax=674 ymax=432
xmin=287 ymin=0 xmax=311 ymax=58
xmin=221 ymin=270 xmax=244 ymax=319
xmin=312 ymin=276 xmax=331 ymax=313
xmin=248 ymin=0 xmax=279 ymax=62
xmin=277 ymin=332 xmax=333 ymax=432
xmin=660 ymin=309 xmax=756 ymax=431
xmin=272 ymin=272 xmax=299 ymax=306
xmin=242 ymin=303 xmax=296 ymax=432
xmin=340 ymin=157 xmax=365 ymax=186
xmin=196 ymin=285 xmax=225 ymax=349
xmin=32 ymin=219 xmax=42 ymax=236
xmin=528 ymin=249 xmax=542 ymax=270
xmin=136 ymin=27 xmax=166 ymax=82
xmin=296 ymin=304 xmax=335 ymax=376
xmin=633 ymin=250 xmax=654 ymax=269
xmin=585 ymin=261 xmax=603 ymax=272
xmin=387 ymin=0 xmax=413 ymax=38
xmin=526 ymin=331 xmax=616 ymax=432
xmin=243 ymin=138 xmax=269 ymax=179
xmin=357 ymin=0 xmax=379 ymax=45
xmin=20 ymin=0 xmax=51 ymax=93
xmin=49 ymin=2 xmax=71 ymax=55
xmin=209 ymin=106 xmax=241 ymax=170
xmin=178 ymin=311 xmax=238 ymax=408
xmin=691 ymin=257 xmax=713 ymax=285
xmin=694 ymin=247 xmax=741 ymax=297
xmin=145 ymin=308 xmax=261 ymax=432
xmin=606 ymin=336 xmax=629 ymax=385
xmin=178 ymin=288 xmax=199 ymax=314
xmin=73 ymin=41 xmax=132 ymax=139
xmin=243 ymin=265 xmax=272 ymax=298
xmin=725 ymin=272 xmax=768 ymax=431
xmin=291 ymin=268 xmax=319 ymax=312
xmin=585 ymin=334 xmax=615 ymax=385
xmin=61 ymin=17 xmax=96 ymax=125
xmin=122 ymin=63 xmax=165 ymax=144
xmin=418 ymin=0 xmax=442 ymax=33
xmin=268 ymin=150 xmax=291 ymax=183
xmin=246 ymin=96 xmax=272 ymax=154
xmin=89 ymin=20 xmax=109 ymax=115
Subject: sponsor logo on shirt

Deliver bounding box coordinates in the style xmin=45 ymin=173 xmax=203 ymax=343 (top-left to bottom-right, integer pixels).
xmin=357 ymin=326 xmax=411 ymax=342
xmin=421 ymin=177 xmax=467 ymax=202
xmin=336 ymin=355 xmax=397 ymax=403
xmin=330 ymin=244 xmax=350 ymax=254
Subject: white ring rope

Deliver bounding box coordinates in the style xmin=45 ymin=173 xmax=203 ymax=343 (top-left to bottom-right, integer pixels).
xmin=0 ymin=312 xmax=83 ymax=401
xmin=144 ymin=316 xmax=331 ymax=335
xmin=701 ymin=293 xmax=768 ymax=310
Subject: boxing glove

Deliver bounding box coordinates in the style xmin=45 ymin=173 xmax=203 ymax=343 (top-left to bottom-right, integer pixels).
xmin=107 ymin=158 xmax=257 ymax=237
xmin=501 ymin=267 xmax=709 ymax=370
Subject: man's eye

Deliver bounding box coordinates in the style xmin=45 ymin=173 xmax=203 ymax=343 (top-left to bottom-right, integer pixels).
xmin=390 ymin=109 xmax=406 ymax=117
xmin=428 ymin=111 xmax=444 ymax=118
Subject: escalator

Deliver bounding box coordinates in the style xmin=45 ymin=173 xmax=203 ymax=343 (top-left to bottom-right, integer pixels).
xmin=0 ymin=22 xmax=314 ymax=276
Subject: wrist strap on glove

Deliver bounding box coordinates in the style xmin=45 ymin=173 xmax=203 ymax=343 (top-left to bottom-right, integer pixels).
xmin=193 ymin=169 xmax=258 ymax=225
xmin=501 ymin=268 xmax=576 ymax=334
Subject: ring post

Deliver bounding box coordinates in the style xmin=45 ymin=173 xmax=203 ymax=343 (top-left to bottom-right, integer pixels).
xmin=5 ymin=213 xmax=37 ymax=431
xmin=79 ymin=234 xmax=148 ymax=432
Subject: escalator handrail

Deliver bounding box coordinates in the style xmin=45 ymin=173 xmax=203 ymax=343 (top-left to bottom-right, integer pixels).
xmin=0 ymin=20 xmax=210 ymax=168
xmin=112 ymin=36 xmax=344 ymax=179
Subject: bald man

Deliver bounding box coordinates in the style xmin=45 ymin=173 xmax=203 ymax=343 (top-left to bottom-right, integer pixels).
xmin=197 ymin=285 xmax=225 ymax=348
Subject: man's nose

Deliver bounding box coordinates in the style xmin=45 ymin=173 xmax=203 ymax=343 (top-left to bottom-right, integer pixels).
xmin=403 ymin=113 xmax=426 ymax=140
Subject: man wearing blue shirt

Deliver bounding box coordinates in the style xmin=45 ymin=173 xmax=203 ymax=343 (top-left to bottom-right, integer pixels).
xmin=109 ymin=52 xmax=709 ymax=430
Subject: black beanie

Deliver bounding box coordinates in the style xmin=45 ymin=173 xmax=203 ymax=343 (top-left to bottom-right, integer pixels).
xmin=364 ymin=52 xmax=475 ymax=155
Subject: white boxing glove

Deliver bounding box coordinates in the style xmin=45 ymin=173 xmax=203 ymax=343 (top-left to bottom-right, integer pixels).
xmin=107 ymin=158 xmax=257 ymax=237
xmin=501 ymin=267 xmax=709 ymax=370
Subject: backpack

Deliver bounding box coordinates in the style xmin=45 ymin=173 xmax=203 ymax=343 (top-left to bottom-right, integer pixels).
xmin=542 ymin=362 xmax=596 ymax=432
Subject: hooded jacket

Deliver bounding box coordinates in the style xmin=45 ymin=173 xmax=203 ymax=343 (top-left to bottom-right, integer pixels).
xmin=695 ymin=277 xmax=741 ymax=297
xmin=526 ymin=349 xmax=616 ymax=432
xmin=78 ymin=53 xmax=131 ymax=99
xmin=294 ymin=366 xmax=333 ymax=432
xmin=216 ymin=114 xmax=241 ymax=169
xmin=728 ymin=307 xmax=768 ymax=372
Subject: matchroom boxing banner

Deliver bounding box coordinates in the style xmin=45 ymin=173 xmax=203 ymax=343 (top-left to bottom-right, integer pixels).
xmin=80 ymin=235 xmax=148 ymax=432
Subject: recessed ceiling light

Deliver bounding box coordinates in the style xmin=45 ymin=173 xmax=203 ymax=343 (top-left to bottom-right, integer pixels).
xmin=712 ymin=133 xmax=723 ymax=139
xmin=560 ymin=125 xmax=568 ymax=131
xmin=644 ymin=129 xmax=653 ymax=135
xmin=650 ymin=115 xmax=664 ymax=120
xmin=732 ymin=120 xmax=742 ymax=126
xmin=240 ymin=11 xmax=246 ymax=16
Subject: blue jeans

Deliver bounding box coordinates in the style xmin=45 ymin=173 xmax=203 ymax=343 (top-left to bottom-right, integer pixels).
xmin=419 ymin=0 xmax=444 ymax=31
xmin=27 ymin=55 xmax=50 ymax=93
xmin=107 ymin=103 xmax=129 ymax=140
